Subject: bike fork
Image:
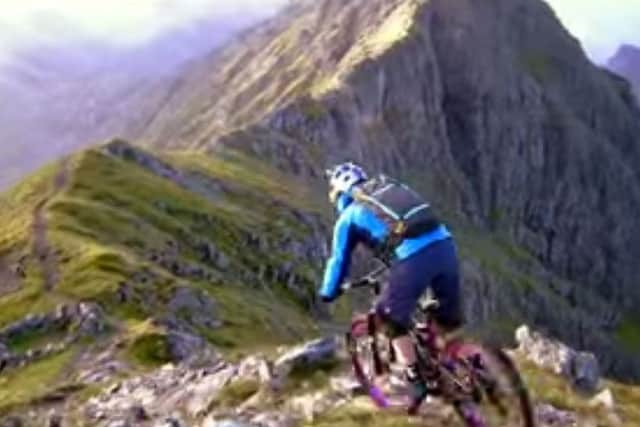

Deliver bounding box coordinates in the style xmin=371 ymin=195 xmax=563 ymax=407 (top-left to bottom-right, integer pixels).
xmin=367 ymin=312 xmax=386 ymax=375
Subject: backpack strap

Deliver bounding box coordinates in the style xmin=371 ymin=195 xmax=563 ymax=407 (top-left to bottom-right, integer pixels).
xmin=355 ymin=186 xmax=402 ymax=221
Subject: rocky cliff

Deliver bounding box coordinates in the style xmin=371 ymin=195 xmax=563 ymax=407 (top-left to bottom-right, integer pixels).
xmin=124 ymin=0 xmax=640 ymax=378
xmin=608 ymin=44 xmax=640 ymax=101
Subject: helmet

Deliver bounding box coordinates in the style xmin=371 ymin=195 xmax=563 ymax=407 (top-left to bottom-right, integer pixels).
xmin=326 ymin=162 xmax=368 ymax=204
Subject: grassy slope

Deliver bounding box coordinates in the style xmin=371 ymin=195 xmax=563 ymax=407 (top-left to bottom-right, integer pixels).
xmin=0 ymin=142 xmax=325 ymax=412
xmin=1 ymin=142 xmax=639 ymax=418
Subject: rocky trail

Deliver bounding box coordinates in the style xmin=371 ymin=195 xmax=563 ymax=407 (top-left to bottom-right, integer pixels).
xmin=31 ymin=159 xmax=69 ymax=292
xmin=1 ymin=327 xmax=625 ymax=427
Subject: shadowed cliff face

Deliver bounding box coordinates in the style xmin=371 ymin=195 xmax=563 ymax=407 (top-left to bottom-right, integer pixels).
xmin=121 ymin=0 xmax=640 ymax=378
xmin=608 ymin=44 xmax=640 ymax=100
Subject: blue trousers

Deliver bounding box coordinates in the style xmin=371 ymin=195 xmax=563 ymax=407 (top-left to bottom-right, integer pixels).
xmin=376 ymin=238 xmax=462 ymax=330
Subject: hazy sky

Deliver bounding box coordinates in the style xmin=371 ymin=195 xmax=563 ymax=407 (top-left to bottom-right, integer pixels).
xmin=545 ymin=0 xmax=640 ymax=63
xmin=0 ymin=0 xmax=288 ymax=58
xmin=0 ymin=0 xmax=638 ymax=64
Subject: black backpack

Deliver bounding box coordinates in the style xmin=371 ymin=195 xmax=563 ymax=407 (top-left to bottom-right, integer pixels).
xmin=353 ymin=175 xmax=441 ymax=254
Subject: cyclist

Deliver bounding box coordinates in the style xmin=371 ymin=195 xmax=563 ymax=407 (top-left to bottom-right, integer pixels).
xmin=319 ymin=162 xmax=463 ymax=411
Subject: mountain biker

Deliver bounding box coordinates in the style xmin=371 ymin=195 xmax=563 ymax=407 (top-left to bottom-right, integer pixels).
xmin=319 ymin=162 xmax=463 ymax=410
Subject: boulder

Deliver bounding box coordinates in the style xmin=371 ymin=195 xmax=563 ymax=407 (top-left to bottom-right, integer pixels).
xmin=515 ymin=325 xmax=600 ymax=393
xmin=274 ymin=337 xmax=338 ymax=377
xmin=127 ymin=404 xmax=148 ymax=422
xmin=237 ymin=355 xmax=273 ymax=384
xmin=186 ymin=366 xmax=238 ymax=417
xmin=76 ymin=303 xmax=107 ymax=336
xmin=589 ymin=388 xmax=615 ymax=410
xmin=167 ymin=330 xmax=218 ymax=366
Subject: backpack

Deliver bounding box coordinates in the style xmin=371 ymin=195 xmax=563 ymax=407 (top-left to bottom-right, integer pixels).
xmin=353 ymin=175 xmax=441 ymax=253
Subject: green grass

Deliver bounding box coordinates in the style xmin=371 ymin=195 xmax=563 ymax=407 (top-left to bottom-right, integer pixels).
xmin=196 ymin=281 xmax=319 ymax=355
xmin=608 ymin=380 xmax=640 ymax=425
xmin=307 ymin=404 xmax=418 ymax=427
xmin=282 ymin=357 xmax=341 ymax=394
xmin=0 ymin=349 xmax=76 ymax=414
xmin=517 ymin=357 xmax=634 ymax=426
xmin=0 ymin=142 xmax=323 ymax=375
xmin=616 ymin=316 xmax=640 ymax=353
xmin=0 ymin=284 xmax=64 ymax=329
xmin=7 ymin=328 xmax=67 ymax=354
xmin=125 ymin=332 xmax=173 ymax=368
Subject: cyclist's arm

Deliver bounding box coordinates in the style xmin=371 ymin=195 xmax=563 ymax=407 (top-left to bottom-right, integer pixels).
xmin=319 ymin=210 xmax=356 ymax=302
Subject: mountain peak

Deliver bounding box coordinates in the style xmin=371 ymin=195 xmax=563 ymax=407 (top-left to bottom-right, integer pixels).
xmin=607 ymin=43 xmax=640 ymax=99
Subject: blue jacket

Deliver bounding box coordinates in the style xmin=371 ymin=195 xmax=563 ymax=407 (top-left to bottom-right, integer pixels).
xmin=319 ymin=193 xmax=452 ymax=300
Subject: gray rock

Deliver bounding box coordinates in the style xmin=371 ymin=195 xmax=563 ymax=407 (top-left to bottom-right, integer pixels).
xmin=329 ymin=375 xmax=365 ymax=397
xmin=250 ymin=412 xmax=298 ymax=427
xmin=77 ymin=303 xmax=107 ymax=336
xmin=167 ymin=330 xmax=218 ymax=366
xmin=47 ymin=413 xmax=62 ymax=427
xmin=167 ymin=287 xmax=221 ymax=330
xmin=275 ymin=337 xmax=338 ymax=376
xmin=186 ymin=365 xmax=238 ymax=417
xmin=589 ymin=388 xmax=615 ymax=410
xmin=516 ymin=325 xmax=600 ymax=393
xmin=237 ymin=355 xmax=273 ymax=384
xmin=567 ymin=352 xmax=600 ymax=394
xmin=155 ymin=417 xmax=185 ymax=427
xmin=0 ymin=417 xmax=23 ymax=427
xmin=127 ymin=404 xmax=148 ymax=422
xmin=535 ymin=403 xmax=578 ymax=426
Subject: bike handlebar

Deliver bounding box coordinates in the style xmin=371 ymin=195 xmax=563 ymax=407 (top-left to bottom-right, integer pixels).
xmin=341 ymin=264 xmax=441 ymax=314
xmin=341 ymin=264 xmax=388 ymax=293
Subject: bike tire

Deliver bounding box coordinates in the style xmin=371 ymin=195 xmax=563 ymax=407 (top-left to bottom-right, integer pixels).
xmin=446 ymin=342 xmax=536 ymax=427
xmin=347 ymin=317 xmax=395 ymax=409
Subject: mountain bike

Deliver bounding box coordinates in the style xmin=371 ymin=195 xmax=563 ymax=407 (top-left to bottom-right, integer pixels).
xmin=343 ymin=266 xmax=535 ymax=427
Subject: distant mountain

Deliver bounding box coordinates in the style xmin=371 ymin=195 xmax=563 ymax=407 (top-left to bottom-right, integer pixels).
xmin=608 ymin=44 xmax=640 ymax=101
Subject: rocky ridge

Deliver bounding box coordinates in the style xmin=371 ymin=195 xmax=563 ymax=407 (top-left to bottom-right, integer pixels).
xmin=2 ymin=327 xmax=636 ymax=427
